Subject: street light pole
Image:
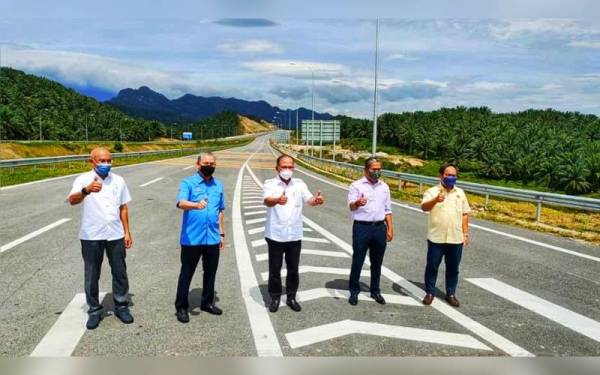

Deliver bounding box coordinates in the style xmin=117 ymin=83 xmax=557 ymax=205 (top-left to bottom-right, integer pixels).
xmin=371 ymin=17 xmax=380 ymax=156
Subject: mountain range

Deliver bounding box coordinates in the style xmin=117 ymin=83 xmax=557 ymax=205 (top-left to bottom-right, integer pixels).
xmin=107 ymin=86 xmax=333 ymax=128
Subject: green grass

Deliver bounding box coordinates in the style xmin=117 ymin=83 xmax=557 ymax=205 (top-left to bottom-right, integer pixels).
xmin=0 ymin=137 xmax=253 ymax=187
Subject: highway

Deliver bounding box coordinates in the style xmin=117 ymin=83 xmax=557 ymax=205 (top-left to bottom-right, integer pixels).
xmin=0 ymin=134 xmax=599 ymax=356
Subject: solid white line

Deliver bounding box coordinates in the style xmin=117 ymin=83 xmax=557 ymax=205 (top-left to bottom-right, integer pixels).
xmin=232 ymin=148 xmax=282 ymax=356
xmin=30 ymin=292 xmax=106 ymax=357
xmin=244 ymin=210 xmax=266 ymax=217
xmin=285 ymin=151 xmax=597 ymax=264
xmin=246 ymin=161 xmax=533 ymax=357
xmin=1 ymin=218 xmax=72 ymax=253
xmin=246 ymin=217 xmax=266 ymax=225
xmin=182 ymin=165 xmax=195 ymax=170
xmin=280 ymin=288 xmax=420 ymax=306
xmin=139 ymin=177 xmax=164 ymax=187
xmin=261 ymin=266 xmax=353 ymax=281
xmin=467 ymin=278 xmax=600 ymax=343
xmin=285 ymin=320 xmax=491 ymax=351
xmin=255 ymin=249 xmax=348 ymax=261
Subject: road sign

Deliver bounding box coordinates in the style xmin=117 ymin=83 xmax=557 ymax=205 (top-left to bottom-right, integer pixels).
xmin=301 ymin=120 xmax=340 ymax=143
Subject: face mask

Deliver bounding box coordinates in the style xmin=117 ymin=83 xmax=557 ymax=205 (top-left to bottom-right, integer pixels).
xmin=369 ymin=170 xmax=381 ymax=181
xmin=443 ymin=176 xmax=457 ymax=189
xmin=279 ymin=168 xmax=293 ymax=180
xmin=95 ymin=163 xmax=111 ymax=177
xmin=200 ymin=165 xmax=215 ymax=177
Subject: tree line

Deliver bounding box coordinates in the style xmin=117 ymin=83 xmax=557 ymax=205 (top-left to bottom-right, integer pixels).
xmin=336 ymin=106 xmax=600 ymax=195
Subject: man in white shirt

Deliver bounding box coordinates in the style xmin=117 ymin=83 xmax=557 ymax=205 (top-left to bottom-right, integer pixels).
xmin=263 ymin=155 xmax=324 ymax=313
xmin=67 ymin=147 xmax=133 ymax=330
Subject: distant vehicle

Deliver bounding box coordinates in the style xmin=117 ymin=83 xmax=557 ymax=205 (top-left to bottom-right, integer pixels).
xmin=182 ymin=132 xmax=193 ymax=141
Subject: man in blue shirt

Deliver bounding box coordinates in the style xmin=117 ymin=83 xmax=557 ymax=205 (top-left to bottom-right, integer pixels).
xmin=175 ymin=152 xmax=226 ymax=323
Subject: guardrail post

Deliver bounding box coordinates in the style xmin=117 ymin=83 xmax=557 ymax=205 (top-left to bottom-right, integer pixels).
xmin=484 ymin=193 xmax=489 ymax=210
xmin=398 ymin=178 xmax=402 ymax=191
xmin=536 ymin=199 xmax=542 ymax=222
xmin=419 ymin=182 xmax=423 ymax=195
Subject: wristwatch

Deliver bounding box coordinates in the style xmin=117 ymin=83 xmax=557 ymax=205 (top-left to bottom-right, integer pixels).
xmin=81 ymin=187 xmax=90 ymax=196
xmin=220 ymin=233 xmax=225 ymax=237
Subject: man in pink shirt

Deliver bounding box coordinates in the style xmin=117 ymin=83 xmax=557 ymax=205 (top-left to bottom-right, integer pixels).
xmin=347 ymin=157 xmax=394 ymax=306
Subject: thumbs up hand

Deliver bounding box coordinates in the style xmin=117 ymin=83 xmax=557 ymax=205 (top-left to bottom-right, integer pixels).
xmin=314 ymin=190 xmax=325 ymax=205
xmin=277 ymin=190 xmax=288 ymax=205
xmin=355 ymin=193 xmax=367 ymax=207
xmin=87 ymin=176 xmax=103 ymax=193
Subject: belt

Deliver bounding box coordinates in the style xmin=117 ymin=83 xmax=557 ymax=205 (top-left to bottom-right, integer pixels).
xmin=354 ymin=220 xmax=385 ymax=226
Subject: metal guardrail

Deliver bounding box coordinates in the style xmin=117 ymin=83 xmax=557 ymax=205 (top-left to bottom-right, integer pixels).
xmin=272 ymin=143 xmax=600 ymax=220
xmin=0 ymin=132 xmax=267 ymax=168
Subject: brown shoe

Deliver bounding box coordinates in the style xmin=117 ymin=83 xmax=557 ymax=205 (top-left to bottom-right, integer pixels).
xmin=422 ymin=293 xmax=434 ymax=305
xmin=446 ymin=295 xmax=460 ymax=307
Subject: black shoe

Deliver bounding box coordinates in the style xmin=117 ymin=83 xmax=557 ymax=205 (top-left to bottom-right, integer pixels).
xmin=370 ymin=293 xmax=386 ymax=305
xmin=348 ymin=293 xmax=358 ymax=306
xmin=114 ymin=308 xmax=134 ymax=324
xmin=86 ymin=314 xmax=102 ymax=330
xmin=269 ymin=298 xmax=280 ymax=313
xmin=176 ymin=308 xmax=189 ymax=323
xmin=201 ymin=304 xmax=223 ymax=315
xmin=286 ymin=298 xmax=301 ymax=312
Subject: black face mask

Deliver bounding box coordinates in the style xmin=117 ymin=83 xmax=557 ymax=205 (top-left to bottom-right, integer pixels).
xmin=200 ymin=165 xmax=215 ymax=177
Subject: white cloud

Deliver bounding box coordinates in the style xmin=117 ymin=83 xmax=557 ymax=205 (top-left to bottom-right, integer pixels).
xmin=568 ymin=40 xmax=600 ymax=49
xmin=488 ymin=19 xmax=599 ymax=40
xmin=217 ymin=39 xmax=283 ymax=54
xmin=385 ymin=53 xmax=419 ymax=61
xmin=455 ymin=81 xmax=517 ymax=94
xmin=242 ymin=59 xmax=351 ymax=79
xmin=1 ymin=44 xmax=221 ymax=98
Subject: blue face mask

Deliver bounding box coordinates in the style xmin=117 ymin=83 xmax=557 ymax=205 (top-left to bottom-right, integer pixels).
xmin=442 ymin=175 xmax=457 ymax=189
xmin=95 ymin=163 xmax=111 ymax=177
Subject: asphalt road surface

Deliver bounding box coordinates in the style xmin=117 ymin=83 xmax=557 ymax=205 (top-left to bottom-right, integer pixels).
xmin=1 ymin=135 xmax=599 ymax=357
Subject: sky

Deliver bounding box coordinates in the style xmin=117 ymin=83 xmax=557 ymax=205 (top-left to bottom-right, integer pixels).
xmin=1 ymin=1 xmax=600 ymax=118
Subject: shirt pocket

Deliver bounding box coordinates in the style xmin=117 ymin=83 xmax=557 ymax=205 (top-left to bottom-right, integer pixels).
xmin=191 ymin=186 xmax=208 ymax=202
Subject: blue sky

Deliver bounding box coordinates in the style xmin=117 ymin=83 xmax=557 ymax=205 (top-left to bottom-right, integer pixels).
xmin=1 ymin=1 xmax=600 ymax=118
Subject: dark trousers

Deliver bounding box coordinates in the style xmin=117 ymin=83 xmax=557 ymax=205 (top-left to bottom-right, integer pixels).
xmin=424 ymin=240 xmax=463 ymax=296
xmin=349 ymin=222 xmax=387 ymax=295
xmin=80 ymin=238 xmax=129 ymax=315
xmin=266 ymin=238 xmax=301 ymax=299
xmin=175 ymin=244 xmax=220 ymax=310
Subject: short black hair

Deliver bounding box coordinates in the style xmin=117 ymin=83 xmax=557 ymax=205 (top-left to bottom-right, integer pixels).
xmin=276 ymin=154 xmax=294 ymax=167
xmin=439 ymin=162 xmax=458 ymax=176
xmin=364 ymin=156 xmax=380 ymax=169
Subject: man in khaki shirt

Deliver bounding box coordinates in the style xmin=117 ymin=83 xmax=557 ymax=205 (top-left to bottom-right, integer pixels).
xmin=420 ymin=162 xmax=471 ymax=307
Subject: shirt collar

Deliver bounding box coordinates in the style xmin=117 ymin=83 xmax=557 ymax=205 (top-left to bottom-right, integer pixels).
xmin=360 ymin=176 xmax=380 ymax=186
xmin=195 ymin=174 xmax=214 ymax=185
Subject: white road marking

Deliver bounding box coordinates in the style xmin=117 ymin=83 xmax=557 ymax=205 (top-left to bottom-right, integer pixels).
xmin=30 ymin=292 xmax=106 ymax=357
xmin=244 ymin=210 xmax=266 ymax=217
xmin=261 ymin=266 xmax=354 ymax=281
xmin=248 ymin=227 xmax=265 ymax=235
xmin=280 ymin=288 xmax=421 ymax=306
xmin=247 ymin=162 xmax=533 ymax=357
xmin=301 ymin=236 xmax=330 ymax=244
xmin=243 ymin=200 xmax=264 ymax=204
xmin=285 ymin=320 xmax=492 ymax=351
xmin=1 ymin=218 xmax=72 ymax=253
xmin=251 ymin=239 xmax=267 ymax=248
xmin=244 ymin=205 xmax=265 ymax=210
xmin=232 ymin=145 xmax=282 ymax=356
xmin=139 ymin=177 xmax=164 ymax=187
xmin=182 ymin=165 xmax=195 ymax=170
xmin=467 ymin=278 xmax=600 ymax=343
xmin=255 ymin=249 xmax=349 ymax=261
xmin=246 ymin=217 xmax=266 ymax=225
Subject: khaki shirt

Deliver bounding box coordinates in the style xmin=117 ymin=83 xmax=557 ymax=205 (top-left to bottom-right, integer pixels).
xmin=422 ymin=184 xmax=471 ymax=244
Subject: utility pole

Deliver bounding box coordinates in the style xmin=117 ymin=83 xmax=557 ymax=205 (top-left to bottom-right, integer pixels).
xmin=371 ymin=17 xmax=380 ymax=156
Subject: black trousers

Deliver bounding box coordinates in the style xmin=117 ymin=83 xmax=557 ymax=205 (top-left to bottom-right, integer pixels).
xmin=266 ymin=238 xmax=301 ymax=299
xmin=80 ymin=238 xmax=129 ymax=315
xmin=348 ymin=222 xmax=387 ymax=295
xmin=175 ymin=244 xmax=220 ymax=310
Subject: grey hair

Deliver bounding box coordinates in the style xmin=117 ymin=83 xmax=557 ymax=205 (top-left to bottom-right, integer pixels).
xmin=364 ymin=156 xmax=379 ymax=169
xmin=197 ymin=152 xmax=216 ymax=162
